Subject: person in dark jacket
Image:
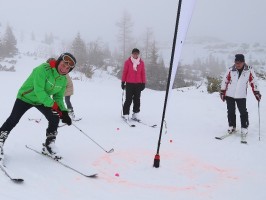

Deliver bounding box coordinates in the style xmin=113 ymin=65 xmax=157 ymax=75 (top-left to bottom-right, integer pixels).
xmin=121 ymin=48 xmax=146 ymax=121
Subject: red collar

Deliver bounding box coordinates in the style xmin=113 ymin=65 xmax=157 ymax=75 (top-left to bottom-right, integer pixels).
xmin=49 ymin=60 xmax=56 ymax=68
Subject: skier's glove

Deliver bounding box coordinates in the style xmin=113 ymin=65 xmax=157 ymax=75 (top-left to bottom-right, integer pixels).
xmin=121 ymin=82 xmax=126 ymax=90
xmin=220 ymin=90 xmax=226 ymax=102
xmin=61 ymin=111 xmax=72 ymax=126
xmin=52 ymin=102 xmax=62 ymax=117
xmin=140 ymin=83 xmax=145 ymax=91
xmin=254 ymin=91 xmax=262 ymax=101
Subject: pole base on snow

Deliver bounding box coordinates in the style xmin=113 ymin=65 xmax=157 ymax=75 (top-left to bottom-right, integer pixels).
xmin=153 ymin=154 xmax=160 ymax=168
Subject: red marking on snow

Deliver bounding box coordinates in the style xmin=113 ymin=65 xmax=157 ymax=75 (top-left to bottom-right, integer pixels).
xmin=92 ymin=149 xmax=239 ymax=194
xmin=115 ymin=173 xmax=119 ymax=177
xmin=170 ymin=139 xmax=173 ymax=143
xmin=226 ymin=176 xmax=239 ymax=180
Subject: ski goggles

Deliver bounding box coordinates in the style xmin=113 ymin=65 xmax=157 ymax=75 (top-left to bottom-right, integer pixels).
xmin=62 ymin=55 xmax=75 ymax=68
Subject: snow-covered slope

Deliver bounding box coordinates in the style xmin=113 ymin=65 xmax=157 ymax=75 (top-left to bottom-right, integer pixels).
xmin=0 ymin=55 xmax=266 ymax=200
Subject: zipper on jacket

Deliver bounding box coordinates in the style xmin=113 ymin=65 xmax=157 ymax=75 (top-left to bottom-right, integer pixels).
xmin=22 ymin=88 xmax=34 ymax=96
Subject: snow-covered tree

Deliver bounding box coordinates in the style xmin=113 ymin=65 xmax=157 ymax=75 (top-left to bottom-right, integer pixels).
xmin=31 ymin=32 xmax=35 ymax=41
xmin=142 ymin=28 xmax=154 ymax=61
xmin=43 ymin=33 xmax=54 ymax=45
xmin=87 ymin=39 xmax=105 ymax=67
xmin=116 ymin=11 xmax=134 ymax=62
xmin=71 ymin=33 xmax=93 ymax=78
xmin=0 ymin=25 xmax=18 ymax=58
xmin=146 ymin=40 xmax=168 ymax=90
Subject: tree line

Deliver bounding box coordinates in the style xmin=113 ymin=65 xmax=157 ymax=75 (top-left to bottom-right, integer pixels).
xmin=0 ymin=16 xmax=228 ymax=91
xmin=68 ymin=12 xmax=169 ymax=90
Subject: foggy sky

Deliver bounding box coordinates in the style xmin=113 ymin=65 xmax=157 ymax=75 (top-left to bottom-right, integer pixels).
xmin=0 ymin=0 xmax=266 ymax=47
xmin=0 ymin=0 xmax=177 ymax=46
xmin=189 ymin=0 xmax=266 ymax=43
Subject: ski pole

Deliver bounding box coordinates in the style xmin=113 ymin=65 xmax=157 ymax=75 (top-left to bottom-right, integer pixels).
xmin=121 ymin=89 xmax=125 ymax=117
xmin=72 ymin=123 xmax=114 ymax=153
xmin=258 ymin=101 xmax=261 ymax=141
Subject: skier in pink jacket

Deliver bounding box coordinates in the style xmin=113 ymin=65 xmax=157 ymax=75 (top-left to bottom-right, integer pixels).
xmin=121 ymin=48 xmax=146 ymax=121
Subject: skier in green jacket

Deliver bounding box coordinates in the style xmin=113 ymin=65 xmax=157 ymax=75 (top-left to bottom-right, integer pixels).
xmin=0 ymin=53 xmax=76 ymax=161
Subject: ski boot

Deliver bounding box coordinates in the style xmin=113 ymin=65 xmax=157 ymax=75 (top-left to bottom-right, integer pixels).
xmin=42 ymin=131 xmax=62 ymax=160
xmin=0 ymin=131 xmax=9 ymax=163
xmin=122 ymin=114 xmax=129 ymax=122
xmin=69 ymin=111 xmax=75 ymax=120
xmin=241 ymin=128 xmax=248 ymax=144
xmin=228 ymin=126 xmax=236 ymax=134
xmin=132 ymin=112 xmax=141 ymax=121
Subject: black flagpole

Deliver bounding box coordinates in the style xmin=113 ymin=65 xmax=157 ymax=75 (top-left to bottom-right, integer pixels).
xmin=153 ymin=0 xmax=183 ymax=168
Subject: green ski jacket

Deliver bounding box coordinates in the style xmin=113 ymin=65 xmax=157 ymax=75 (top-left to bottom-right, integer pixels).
xmin=17 ymin=63 xmax=67 ymax=111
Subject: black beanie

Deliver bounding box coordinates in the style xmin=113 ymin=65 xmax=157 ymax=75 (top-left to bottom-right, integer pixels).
xmin=235 ymin=54 xmax=245 ymax=62
xmin=56 ymin=52 xmax=76 ymax=72
xmin=132 ymin=48 xmax=140 ymax=54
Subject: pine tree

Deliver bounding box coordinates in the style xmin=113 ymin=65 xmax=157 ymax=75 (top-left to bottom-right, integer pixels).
xmin=1 ymin=25 xmax=17 ymax=58
xmin=116 ymin=11 xmax=134 ymax=62
xmin=31 ymin=32 xmax=35 ymax=41
xmin=0 ymin=36 xmax=3 ymax=59
xmin=142 ymin=28 xmax=154 ymax=62
xmin=43 ymin=32 xmax=54 ymax=44
xmin=146 ymin=40 xmax=167 ymax=90
xmin=102 ymin=43 xmax=112 ymax=67
xmin=71 ymin=33 xmax=93 ymax=78
xmin=207 ymin=76 xmax=222 ymax=93
xmin=87 ymin=39 xmax=104 ymax=67
xmin=71 ymin=33 xmax=88 ymax=67
xmin=0 ymin=24 xmax=3 ymax=59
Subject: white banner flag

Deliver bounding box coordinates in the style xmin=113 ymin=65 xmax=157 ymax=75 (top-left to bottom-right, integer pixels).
xmin=169 ymin=0 xmax=196 ymax=92
xmin=154 ymin=0 xmax=197 ymax=168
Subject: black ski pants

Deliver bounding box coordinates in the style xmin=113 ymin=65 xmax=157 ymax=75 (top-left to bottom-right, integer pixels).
xmin=123 ymin=83 xmax=142 ymax=115
xmin=225 ymin=96 xmax=249 ymax=128
xmin=0 ymin=98 xmax=60 ymax=136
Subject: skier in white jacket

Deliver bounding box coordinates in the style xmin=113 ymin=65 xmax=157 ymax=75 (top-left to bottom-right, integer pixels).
xmin=220 ymin=54 xmax=261 ymax=137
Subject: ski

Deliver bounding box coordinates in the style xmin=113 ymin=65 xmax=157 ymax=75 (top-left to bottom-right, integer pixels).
xmin=241 ymin=140 xmax=247 ymax=144
xmin=28 ymin=118 xmax=41 ymax=123
xmin=0 ymin=163 xmax=24 ymax=183
xmin=215 ymin=131 xmax=237 ymax=140
xmin=125 ymin=121 xmax=136 ymax=127
xmin=73 ymin=118 xmax=82 ymax=122
xmin=121 ymin=118 xmax=136 ymax=127
xmin=215 ymin=131 xmax=248 ymax=144
xmin=131 ymin=118 xmax=157 ymax=128
xmin=58 ymin=123 xmax=67 ymax=128
xmin=58 ymin=118 xmax=82 ymax=128
xmin=25 ymin=145 xmax=97 ymax=178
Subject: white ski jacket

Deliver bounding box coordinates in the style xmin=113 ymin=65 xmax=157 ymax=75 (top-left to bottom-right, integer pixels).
xmin=221 ymin=64 xmax=259 ymax=99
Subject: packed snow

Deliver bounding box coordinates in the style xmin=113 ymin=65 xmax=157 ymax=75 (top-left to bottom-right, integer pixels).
xmin=0 ymin=55 xmax=266 ymax=200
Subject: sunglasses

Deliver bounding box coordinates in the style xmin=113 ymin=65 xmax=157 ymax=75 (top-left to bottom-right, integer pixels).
xmin=63 ymin=55 xmax=75 ymax=68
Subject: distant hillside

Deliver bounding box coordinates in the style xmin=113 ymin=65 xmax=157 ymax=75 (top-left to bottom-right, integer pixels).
xmin=181 ymin=36 xmax=266 ymax=73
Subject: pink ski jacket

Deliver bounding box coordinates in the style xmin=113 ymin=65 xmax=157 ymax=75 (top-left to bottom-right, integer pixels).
xmin=121 ymin=57 xmax=146 ymax=83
